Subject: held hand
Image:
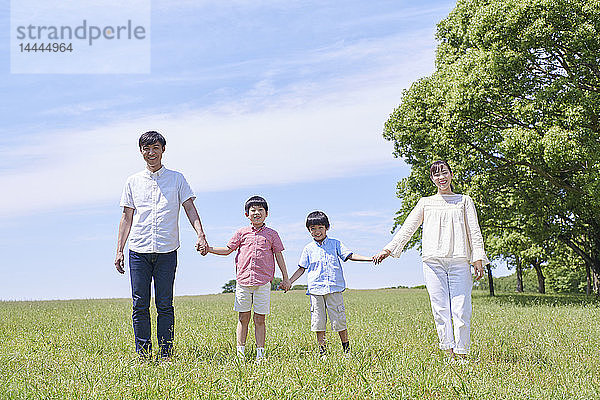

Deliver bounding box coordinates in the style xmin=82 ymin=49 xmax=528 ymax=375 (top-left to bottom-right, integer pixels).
xmin=473 ymin=260 xmax=485 ymax=281
xmin=196 ymin=235 xmax=209 ymax=256
xmin=283 ymin=279 xmax=292 ymax=292
xmin=279 ymin=279 xmax=291 ymax=292
xmin=373 ymin=250 xmax=390 ymax=265
xmin=114 ymin=251 xmax=125 ymax=274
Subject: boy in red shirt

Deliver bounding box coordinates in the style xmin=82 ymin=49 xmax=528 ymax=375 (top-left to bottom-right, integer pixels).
xmin=208 ymin=196 xmax=291 ymax=361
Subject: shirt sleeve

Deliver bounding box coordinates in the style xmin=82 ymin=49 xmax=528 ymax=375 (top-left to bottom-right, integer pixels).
xmin=383 ymin=198 xmax=425 ymax=257
xmin=298 ymin=246 xmax=310 ymax=269
xmin=119 ymin=178 xmax=135 ymax=209
xmin=271 ymin=231 xmax=285 ymax=253
xmin=338 ymin=240 xmax=353 ymax=262
xmin=178 ymin=173 xmax=196 ymax=205
xmin=464 ymin=195 xmax=490 ymax=265
xmin=227 ymin=229 xmax=241 ymax=251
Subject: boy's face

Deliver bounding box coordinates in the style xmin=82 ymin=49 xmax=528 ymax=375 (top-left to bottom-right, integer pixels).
xmin=246 ymin=206 xmax=268 ymax=227
xmin=140 ymin=141 xmax=164 ymax=170
xmin=309 ymin=225 xmax=327 ymax=242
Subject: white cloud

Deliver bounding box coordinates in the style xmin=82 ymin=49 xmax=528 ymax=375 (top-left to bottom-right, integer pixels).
xmin=0 ymin=54 xmax=430 ymax=218
xmin=139 ymin=28 xmax=435 ymax=89
xmin=40 ymin=95 xmax=142 ymax=117
xmin=2 ymin=2 xmax=439 ymax=218
xmin=347 ymin=210 xmax=387 ymax=218
xmin=153 ymin=0 xmax=303 ymax=12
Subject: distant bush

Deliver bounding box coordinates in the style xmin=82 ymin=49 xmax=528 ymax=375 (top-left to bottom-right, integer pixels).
xmin=475 ymin=271 xmax=538 ymax=293
xmin=271 ymin=278 xmax=282 ymax=291
xmin=222 ymin=279 xmax=236 ymax=293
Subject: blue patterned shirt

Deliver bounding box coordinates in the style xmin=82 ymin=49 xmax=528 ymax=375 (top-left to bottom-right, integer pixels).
xmin=298 ymin=237 xmax=353 ymax=295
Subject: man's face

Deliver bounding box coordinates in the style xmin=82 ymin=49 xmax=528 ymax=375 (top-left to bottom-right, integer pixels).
xmin=246 ymin=206 xmax=268 ymax=227
xmin=309 ymin=225 xmax=328 ymax=242
xmin=140 ymin=141 xmax=164 ymax=170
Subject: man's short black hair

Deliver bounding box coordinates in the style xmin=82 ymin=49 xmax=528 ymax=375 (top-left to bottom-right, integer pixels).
xmin=306 ymin=211 xmax=330 ymax=230
xmin=244 ymin=195 xmax=268 ymax=213
xmin=139 ymin=131 xmax=166 ymax=149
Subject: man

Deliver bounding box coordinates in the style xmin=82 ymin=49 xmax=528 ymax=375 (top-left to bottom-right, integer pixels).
xmin=114 ymin=130 xmax=208 ymax=360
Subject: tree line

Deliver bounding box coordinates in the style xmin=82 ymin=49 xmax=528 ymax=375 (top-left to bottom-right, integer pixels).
xmin=382 ymin=0 xmax=600 ymax=295
xmin=221 ymin=279 xmax=307 ymax=293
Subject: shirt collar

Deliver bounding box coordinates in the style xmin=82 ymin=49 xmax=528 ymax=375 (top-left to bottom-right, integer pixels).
xmin=314 ymin=236 xmax=328 ymax=246
xmin=251 ymin=224 xmax=266 ymax=232
xmin=144 ymin=165 xmax=166 ymax=178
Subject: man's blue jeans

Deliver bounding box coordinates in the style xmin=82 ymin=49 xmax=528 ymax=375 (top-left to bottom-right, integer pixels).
xmin=129 ymin=250 xmax=177 ymax=357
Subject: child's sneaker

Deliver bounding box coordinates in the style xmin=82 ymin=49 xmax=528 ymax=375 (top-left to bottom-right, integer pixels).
xmin=255 ymin=347 xmax=266 ymax=363
xmin=318 ymin=345 xmax=327 ymax=360
xmin=236 ymin=345 xmax=245 ymax=361
xmin=342 ymin=341 xmax=350 ymax=357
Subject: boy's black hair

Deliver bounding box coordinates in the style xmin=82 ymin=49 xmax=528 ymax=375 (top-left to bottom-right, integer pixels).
xmin=306 ymin=211 xmax=330 ymax=230
xmin=244 ymin=195 xmax=268 ymax=213
xmin=139 ymin=131 xmax=166 ymax=149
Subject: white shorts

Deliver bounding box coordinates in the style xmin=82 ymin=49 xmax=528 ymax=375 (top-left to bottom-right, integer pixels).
xmin=310 ymin=292 xmax=347 ymax=332
xmin=234 ymin=282 xmax=271 ymax=315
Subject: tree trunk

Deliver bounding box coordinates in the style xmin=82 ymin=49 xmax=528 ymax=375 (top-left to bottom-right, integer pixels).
xmin=594 ymin=270 xmax=600 ymax=296
xmin=531 ymin=259 xmax=545 ymax=294
xmin=515 ymin=255 xmax=524 ymax=293
xmin=562 ymin=237 xmax=600 ymax=277
xmin=586 ymin=262 xmax=592 ymax=295
xmin=487 ymin=264 xmax=494 ymax=296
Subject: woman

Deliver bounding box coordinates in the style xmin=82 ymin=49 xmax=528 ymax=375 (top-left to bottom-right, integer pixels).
xmin=373 ymin=160 xmax=488 ymax=362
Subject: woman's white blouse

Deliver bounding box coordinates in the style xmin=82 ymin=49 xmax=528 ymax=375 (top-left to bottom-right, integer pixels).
xmin=383 ymin=194 xmax=489 ymax=265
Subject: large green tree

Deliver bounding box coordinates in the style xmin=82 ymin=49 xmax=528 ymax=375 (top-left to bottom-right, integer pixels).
xmin=545 ymin=244 xmax=588 ymax=293
xmin=222 ymin=279 xmax=236 ymax=294
xmin=384 ymin=0 xmax=600 ymax=283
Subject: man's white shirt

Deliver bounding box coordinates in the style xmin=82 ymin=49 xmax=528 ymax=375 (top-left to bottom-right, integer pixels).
xmin=120 ymin=166 xmax=195 ymax=253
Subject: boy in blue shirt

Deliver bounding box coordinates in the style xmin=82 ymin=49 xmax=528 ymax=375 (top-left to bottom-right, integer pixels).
xmin=288 ymin=211 xmax=372 ymax=356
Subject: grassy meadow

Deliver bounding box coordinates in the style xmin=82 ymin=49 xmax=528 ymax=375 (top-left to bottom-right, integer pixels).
xmin=1 ymin=289 xmax=599 ymax=399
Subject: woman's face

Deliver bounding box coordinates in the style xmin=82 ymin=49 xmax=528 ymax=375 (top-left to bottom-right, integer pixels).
xmin=431 ymin=165 xmax=453 ymax=193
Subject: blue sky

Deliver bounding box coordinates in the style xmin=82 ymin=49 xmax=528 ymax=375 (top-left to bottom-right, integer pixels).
xmin=0 ymin=0 xmax=508 ymax=301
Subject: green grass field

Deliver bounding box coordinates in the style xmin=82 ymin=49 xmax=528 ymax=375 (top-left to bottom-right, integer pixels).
xmin=1 ymin=289 xmax=599 ymax=399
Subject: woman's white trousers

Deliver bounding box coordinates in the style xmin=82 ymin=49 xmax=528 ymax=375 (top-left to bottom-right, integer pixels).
xmin=422 ymin=258 xmax=472 ymax=354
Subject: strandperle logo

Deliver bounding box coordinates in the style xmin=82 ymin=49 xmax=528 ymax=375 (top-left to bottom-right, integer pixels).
xmin=11 ymin=0 xmax=150 ymax=74
xmin=15 ymin=19 xmax=147 ymax=46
